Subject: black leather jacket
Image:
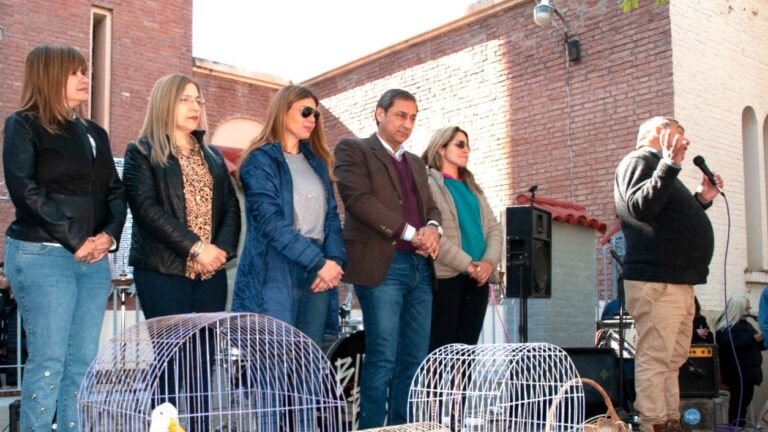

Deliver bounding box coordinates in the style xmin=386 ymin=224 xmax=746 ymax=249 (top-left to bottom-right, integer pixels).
xmin=123 ymin=132 xmax=240 ymax=276
xmin=3 ymin=112 xmax=127 ymax=253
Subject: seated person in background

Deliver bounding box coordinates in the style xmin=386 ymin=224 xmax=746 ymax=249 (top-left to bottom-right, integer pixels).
xmin=602 ymin=297 xmax=622 ymax=320
xmin=691 ymin=296 xmax=714 ymax=344
xmin=715 ymin=295 xmax=765 ymax=427
xmin=601 ymin=284 xmax=629 ymax=321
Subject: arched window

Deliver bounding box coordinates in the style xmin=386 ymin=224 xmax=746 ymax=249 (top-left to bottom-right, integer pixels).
xmin=742 ymin=107 xmax=761 ymax=270
xmin=211 ymin=117 xmax=263 ymax=150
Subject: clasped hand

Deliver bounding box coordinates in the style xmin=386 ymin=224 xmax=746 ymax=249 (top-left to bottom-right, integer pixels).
xmin=74 ymin=233 xmax=113 ymax=263
xmin=311 ymin=260 xmax=344 ymax=293
xmin=468 ymin=260 xmax=494 ymax=286
xmin=411 ymin=226 xmax=440 ymax=259
xmin=193 ymin=243 xmax=228 ymax=276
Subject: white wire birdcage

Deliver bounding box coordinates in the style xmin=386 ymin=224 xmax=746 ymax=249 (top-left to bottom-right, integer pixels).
xmin=78 ymin=312 xmax=347 ymax=432
xmin=358 ymin=423 xmax=450 ymax=431
xmin=408 ymin=343 xmax=585 ymax=431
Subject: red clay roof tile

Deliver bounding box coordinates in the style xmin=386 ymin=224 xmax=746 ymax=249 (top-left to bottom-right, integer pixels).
xmin=514 ymin=194 xmax=607 ymax=234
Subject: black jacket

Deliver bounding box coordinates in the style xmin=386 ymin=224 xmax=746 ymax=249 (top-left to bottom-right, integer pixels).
xmin=692 ymin=314 xmax=715 ymax=344
xmin=3 ymin=112 xmax=126 ymax=253
xmin=123 ymin=132 xmax=240 ymax=277
xmin=717 ymin=320 xmax=764 ymax=386
xmin=614 ymin=147 xmax=714 ymax=285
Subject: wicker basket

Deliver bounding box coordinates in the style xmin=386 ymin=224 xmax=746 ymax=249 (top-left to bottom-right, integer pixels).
xmin=546 ymin=377 xmax=630 ymax=432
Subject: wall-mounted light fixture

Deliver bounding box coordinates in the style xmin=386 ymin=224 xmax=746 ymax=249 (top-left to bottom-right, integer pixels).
xmin=533 ymin=0 xmax=581 ymax=62
xmin=0 ymin=26 xmax=5 ymax=41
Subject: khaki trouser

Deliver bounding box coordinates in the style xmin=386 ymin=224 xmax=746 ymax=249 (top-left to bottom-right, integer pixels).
xmin=624 ymin=280 xmax=694 ymax=432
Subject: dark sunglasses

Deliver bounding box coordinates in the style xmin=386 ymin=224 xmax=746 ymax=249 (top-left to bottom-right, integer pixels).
xmin=451 ymin=140 xmax=470 ymax=150
xmin=300 ymin=106 xmax=320 ymax=121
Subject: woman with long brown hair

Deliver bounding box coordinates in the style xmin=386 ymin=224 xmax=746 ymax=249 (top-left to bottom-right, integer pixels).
xmin=233 ymin=84 xmax=346 ymax=346
xmin=2 ymin=45 xmax=126 ymax=432
xmin=421 ymin=126 xmax=502 ymax=351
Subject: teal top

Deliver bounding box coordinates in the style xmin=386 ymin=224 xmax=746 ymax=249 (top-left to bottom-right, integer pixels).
xmin=444 ymin=175 xmax=486 ymax=261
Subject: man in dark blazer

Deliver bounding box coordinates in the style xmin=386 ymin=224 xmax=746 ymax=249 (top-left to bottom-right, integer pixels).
xmin=334 ymin=89 xmax=442 ymax=428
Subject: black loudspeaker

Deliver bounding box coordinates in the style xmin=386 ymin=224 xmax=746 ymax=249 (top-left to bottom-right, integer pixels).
xmin=9 ymin=399 xmax=20 ymax=432
xmin=506 ymin=206 xmax=552 ymax=298
xmin=679 ymin=344 xmax=720 ymax=399
xmin=564 ymin=348 xmax=618 ymax=418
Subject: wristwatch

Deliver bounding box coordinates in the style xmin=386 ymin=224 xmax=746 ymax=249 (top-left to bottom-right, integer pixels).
xmin=427 ymin=221 xmax=443 ymax=238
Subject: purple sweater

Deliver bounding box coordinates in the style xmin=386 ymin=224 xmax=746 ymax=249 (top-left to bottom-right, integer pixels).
xmin=390 ymin=155 xmax=422 ymax=251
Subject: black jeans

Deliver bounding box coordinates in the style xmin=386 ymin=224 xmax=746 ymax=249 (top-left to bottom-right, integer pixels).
xmin=429 ymin=273 xmax=488 ymax=352
xmin=134 ymin=268 xmax=227 ymax=432
xmin=725 ymin=378 xmax=756 ymax=427
xmin=134 ymin=268 xmax=227 ymax=318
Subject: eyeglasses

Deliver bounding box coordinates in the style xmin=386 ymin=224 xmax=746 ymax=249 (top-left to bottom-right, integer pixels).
xmin=300 ymin=106 xmax=320 ymax=121
xmin=179 ymin=95 xmax=205 ymax=107
xmin=451 ymin=140 xmax=470 ymax=151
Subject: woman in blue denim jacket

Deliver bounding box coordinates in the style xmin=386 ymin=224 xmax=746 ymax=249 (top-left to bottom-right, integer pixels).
xmin=233 ymin=85 xmax=346 ymax=346
xmin=2 ymin=45 xmax=126 ymax=432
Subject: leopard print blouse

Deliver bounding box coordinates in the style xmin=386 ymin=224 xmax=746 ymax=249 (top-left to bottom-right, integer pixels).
xmin=174 ymin=141 xmax=214 ymax=280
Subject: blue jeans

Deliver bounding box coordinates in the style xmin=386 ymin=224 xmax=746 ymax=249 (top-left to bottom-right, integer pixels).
xmin=4 ymin=237 xmax=110 ymax=432
xmin=257 ymin=260 xmax=330 ymax=431
xmin=355 ymin=251 xmax=432 ymax=428
xmin=292 ymin=262 xmax=331 ymax=347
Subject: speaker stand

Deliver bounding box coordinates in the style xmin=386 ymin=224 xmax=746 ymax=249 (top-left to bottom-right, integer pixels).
xmin=519 ymin=297 xmax=528 ymax=343
xmin=609 ymin=249 xmax=627 ymax=411
xmin=515 ymin=262 xmax=528 ymax=342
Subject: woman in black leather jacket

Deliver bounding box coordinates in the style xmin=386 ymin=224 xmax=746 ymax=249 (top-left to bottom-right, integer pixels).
xmin=2 ymin=45 xmax=126 ymax=432
xmin=123 ymin=74 xmax=240 ymax=318
xmin=122 ymin=75 xmax=240 ymax=427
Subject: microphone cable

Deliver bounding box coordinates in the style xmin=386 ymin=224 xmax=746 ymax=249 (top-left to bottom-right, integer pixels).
xmin=489 ymin=282 xmax=513 ymax=343
xmin=717 ymin=192 xmax=747 ymax=428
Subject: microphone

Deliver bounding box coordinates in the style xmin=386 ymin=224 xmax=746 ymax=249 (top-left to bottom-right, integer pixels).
xmin=528 ymin=185 xmax=538 ymax=207
xmin=692 ymin=156 xmax=723 ymax=196
xmin=609 ymin=249 xmax=624 ymax=267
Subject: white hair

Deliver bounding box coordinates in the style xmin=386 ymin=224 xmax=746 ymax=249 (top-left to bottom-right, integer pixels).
xmin=635 ymin=116 xmax=680 ymax=148
xmin=715 ymin=294 xmax=750 ymax=331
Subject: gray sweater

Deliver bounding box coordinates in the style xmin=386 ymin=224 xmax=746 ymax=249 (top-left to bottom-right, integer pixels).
xmin=614 ymin=147 xmax=714 ymax=285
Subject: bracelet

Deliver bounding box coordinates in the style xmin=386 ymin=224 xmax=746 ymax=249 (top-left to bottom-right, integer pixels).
xmin=190 ymin=241 xmax=204 ymax=258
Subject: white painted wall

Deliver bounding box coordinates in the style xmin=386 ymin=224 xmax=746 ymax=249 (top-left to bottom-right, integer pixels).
xmin=670 ymin=0 xmax=768 ymax=419
xmin=480 ymin=222 xmax=599 ymax=346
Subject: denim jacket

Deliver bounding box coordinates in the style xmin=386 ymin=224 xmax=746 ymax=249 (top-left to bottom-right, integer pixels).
xmin=232 ymin=141 xmax=346 ymax=313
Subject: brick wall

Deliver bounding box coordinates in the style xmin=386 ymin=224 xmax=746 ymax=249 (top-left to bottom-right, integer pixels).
xmin=307 ymin=0 xmax=675 ymax=241
xmin=0 ymin=0 xmax=193 ymax=259
xmin=193 ymin=70 xmax=277 ymax=139
xmin=0 ymin=1 xmax=276 ymax=259
xmin=306 ymin=0 xmax=676 ymax=305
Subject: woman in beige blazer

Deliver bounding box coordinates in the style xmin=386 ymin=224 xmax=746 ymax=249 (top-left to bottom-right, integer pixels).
xmin=422 ymin=126 xmax=503 ymax=351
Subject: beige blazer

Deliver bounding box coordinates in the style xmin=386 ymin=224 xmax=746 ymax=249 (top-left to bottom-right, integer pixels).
xmin=426 ymin=168 xmax=502 ymax=279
